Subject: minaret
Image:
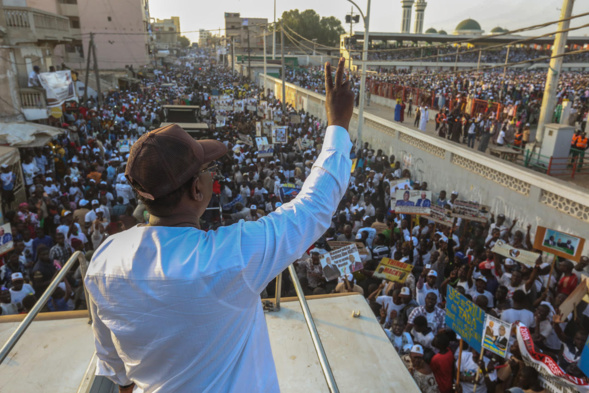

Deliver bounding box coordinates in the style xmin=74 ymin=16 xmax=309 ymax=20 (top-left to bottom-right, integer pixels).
xmin=400 ymin=0 xmax=415 ymax=33
xmin=413 ymin=0 xmax=427 ymax=34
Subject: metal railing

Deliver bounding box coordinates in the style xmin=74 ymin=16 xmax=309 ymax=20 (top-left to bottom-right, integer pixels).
xmin=0 ymin=251 xmax=88 ymax=365
xmin=3 ymin=6 xmax=72 ymax=43
xmin=20 ymin=88 xmax=47 ymax=109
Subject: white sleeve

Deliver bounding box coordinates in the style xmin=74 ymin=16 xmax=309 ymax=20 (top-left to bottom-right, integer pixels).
xmin=229 ymin=126 xmax=352 ymax=293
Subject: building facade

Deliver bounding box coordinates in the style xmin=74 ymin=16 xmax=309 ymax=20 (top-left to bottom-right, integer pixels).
xmin=224 ymin=12 xmax=268 ymax=53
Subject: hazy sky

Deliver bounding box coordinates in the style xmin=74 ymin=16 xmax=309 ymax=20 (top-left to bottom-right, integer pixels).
xmin=149 ymin=0 xmax=589 ymax=42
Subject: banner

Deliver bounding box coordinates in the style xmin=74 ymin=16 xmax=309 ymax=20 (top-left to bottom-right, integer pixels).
xmin=491 ymin=240 xmax=541 ymax=267
xmin=445 ymin=285 xmax=485 ymax=352
xmin=394 ymin=190 xmax=432 ymax=215
xmin=38 ymin=70 xmax=77 ymax=107
xmin=0 ymin=223 xmax=14 ymax=254
xmin=327 ymin=241 xmax=368 ymax=256
xmin=516 ymin=323 xmax=589 ymax=393
xmin=319 ymin=244 xmax=362 ymax=281
xmin=272 ymin=126 xmax=288 ymax=144
xmin=482 ymin=314 xmax=511 ymax=358
xmin=534 ymin=226 xmax=586 ymax=262
xmin=451 ymin=200 xmax=489 ymax=223
xmin=373 ymin=258 xmax=412 ymax=283
xmin=430 ymin=205 xmax=454 ymax=227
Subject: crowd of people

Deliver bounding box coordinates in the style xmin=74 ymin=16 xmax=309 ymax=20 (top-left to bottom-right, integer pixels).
xmin=1 ymin=51 xmax=587 ymax=392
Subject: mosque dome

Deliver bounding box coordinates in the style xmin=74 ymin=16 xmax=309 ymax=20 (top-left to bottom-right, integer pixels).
xmin=490 ymin=26 xmax=507 ymax=34
xmin=438 ymin=30 xmax=448 ymax=35
xmin=425 ymin=27 xmax=437 ymax=34
xmin=454 ymin=19 xmax=483 ymax=35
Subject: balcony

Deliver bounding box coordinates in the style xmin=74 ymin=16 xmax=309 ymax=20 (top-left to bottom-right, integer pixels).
xmin=19 ymin=88 xmax=50 ymax=121
xmin=3 ymin=7 xmax=74 ymax=45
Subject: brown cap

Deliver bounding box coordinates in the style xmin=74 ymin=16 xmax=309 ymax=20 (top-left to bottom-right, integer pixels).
xmin=125 ymin=124 xmax=227 ymax=200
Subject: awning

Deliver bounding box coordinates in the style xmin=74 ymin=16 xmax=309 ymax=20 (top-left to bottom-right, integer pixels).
xmin=0 ymin=122 xmax=65 ymax=147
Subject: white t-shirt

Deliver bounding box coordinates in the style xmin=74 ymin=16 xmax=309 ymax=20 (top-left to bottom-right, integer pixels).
xmin=376 ymin=295 xmax=405 ymax=324
xmin=500 ymin=308 xmax=534 ymax=327
xmin=468 ymin=286 xmax=495 ymax=307
xmin=10 ymin=283 xmax=35 ymax=310
xmin=417 ymin=283 xmax=440 ymax=306
xmin=457 ymin=351 xmax=497 ymax=393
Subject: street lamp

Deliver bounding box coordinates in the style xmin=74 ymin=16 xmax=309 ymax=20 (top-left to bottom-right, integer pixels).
xmin=347 ymin=0 xmax=371 ymax=150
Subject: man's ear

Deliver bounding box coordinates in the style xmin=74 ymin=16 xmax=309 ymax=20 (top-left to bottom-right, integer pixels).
xmin=190 ymin=177 xmax=203 ymax=201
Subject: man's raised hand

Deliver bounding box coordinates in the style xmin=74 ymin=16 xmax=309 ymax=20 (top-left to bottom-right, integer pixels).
xmin=324 ymin=57 xmax=354 ymax=130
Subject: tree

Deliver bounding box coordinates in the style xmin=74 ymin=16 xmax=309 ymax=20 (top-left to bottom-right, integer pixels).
xmin=178 ymin=36 xmax=190 ymax=48
xmin=279 ymin=9 xmax=344 ymax=48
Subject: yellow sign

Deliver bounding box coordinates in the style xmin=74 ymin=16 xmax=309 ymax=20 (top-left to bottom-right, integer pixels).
xmin=50 ymin=106 xmax=63 ymax=118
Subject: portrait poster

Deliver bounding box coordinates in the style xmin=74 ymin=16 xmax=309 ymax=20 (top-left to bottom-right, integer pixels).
xmin=38 ymin=70 xmax=77 ymax=107
xmin=327 ymin=241 xmax=368 ymax=256
xmin=255 ymin=136 xmax=269 ymax=148
xmin=533 ymin=226 xmax=586 ymax=262
xmin=372 ymin=258 xmax=413 ymax=283
xmin=257 ymin=144 xmax=274 ymax=158
xmin=430 ymin=205 xmax=454 ymax=227
xmin=255 ymin=121 xmax=262 ymax=137
xmin=394 ymin=190 xmax=432 ymax=215
xmin=482 ymin=314 xmax=511 ymax=358
xmin=0 ymin=223 xmax=14 ymax=254
xmin=262 ymin=120 xmax=274 ymax=134
xmin=319 ymin=244 xmax=362 ymax=281
xmin=451 ymin=200 xmax=489 ymax=223
xmin=389 ymin=179 xmax=412 ymax=205
xmin=491 ymin=240 xmax=541 ymax=267
xmin=272 ymin=126 xmax=288 ymax=144
xmin=579 ymin=336 xmax=589 ymax=381
xmin=289 ymin=114 xmax=301 ymax=124
xmin=445 ymin=285 xmax=485 ymax=353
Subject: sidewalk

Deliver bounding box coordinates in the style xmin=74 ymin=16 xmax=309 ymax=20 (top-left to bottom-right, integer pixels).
xmin=362 ymin=102 xmax=589 ymax=190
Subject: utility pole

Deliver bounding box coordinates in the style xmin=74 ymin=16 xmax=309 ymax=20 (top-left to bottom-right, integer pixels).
xmin=281 ymin=22 xmax=286 ymax=112
xmin=536 ymin=0 xmax=574 ymax=144
xmin=352 ymin=0 xmax=371 ymax=150
xmin=503 ymin=46 xmax=510 ymax=78
xmin=82 ymin=32 xmax=93 ymax=103
xmin=247 ymin=27 xmax=251 ymax=81
xmin=231 ymin=36 xmax=235 ymax=74
xmin=272 ymin=0 xmax=276 ymax=60
xmin=263 ymin=28 xmax=267 ymax=96
xmin=91 ymin=35 xmax=102 ymax=106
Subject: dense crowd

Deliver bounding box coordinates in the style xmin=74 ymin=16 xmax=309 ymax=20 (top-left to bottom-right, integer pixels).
xmin=2 ymin=52 xmax=587 ymax=392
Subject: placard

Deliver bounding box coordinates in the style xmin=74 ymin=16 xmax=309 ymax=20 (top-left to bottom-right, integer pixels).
xmin=491 ymin=239 xmax=541 ymax=267
xmin=372 ymin=258 xmax=413 ymax=283
xmin=319 ymin=244 xmax=362 ymax=281
xmin=255 ymin=121 xmax=262 ymax=137
xmin=482 ymin=314 xmax=511 ymax=358
xmin=272 ymin=126 xmax=288 ymax=144
xmin=327 ymin=241 xmax=368 ymax=256
xmin=116 ymin=139 xmax=132 ymax=154
xmin=255 ymin=137 xmax=269 ymax=147
xmin=0 ymin=223 xmax=14 ymax=254
xmin=516 ymin=323 xmax=589 ymax=393
xmin=38 ymin=70 xmax=77 ymax=107
xmin=534 ymin=226 xmax=586 ymax=262
xmin=394 ymin=190 xmax=432 ymax=215
xmin=579 ymin=336 xmax=589 ymax=381
xmin=257 ymin=144 xmax=274 ymax=158
xmin=445 ymin=285 xmax=485 ymax=352
xmin=553 ymin=276 xmax=589 ymax=323
xmin=289 ymin=114 xmax=301 ymax=124
xmin=451 ymin=200 xmax=489 ymax=223
xmin=430 ymin=205 xmax=454 ymax=227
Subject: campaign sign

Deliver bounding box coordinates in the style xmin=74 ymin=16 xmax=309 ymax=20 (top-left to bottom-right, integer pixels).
xmin=255 ymin=121 xmax=262 ymax=137
xmin=272 ymin=126 xmax=288 ymax=144
xmin=492 ymin=240 xmax=540 ymax=267
xmin=319 ymin=244 xmax=362 ymax=281
xmin=534 ymin=226 xmax=586 ymax=263
xmin=579 ymin=337 xmax=589 ymax=380
xmin=255 ymin=137 xmax=269 ymax=148
xmin=445 ymin=285 xmax=485 ymax=352
xmin=430 ymin=205 xmax=454 ymax=227
xmin=482 ymin=314 xmax=511 ymax=358
xmin=451 ymin=200 xmax=489 ymax=223
xmin=394 ymin=190 xmax=432 ymax=215
xmin=327 ymin=241 xmax=369 ymax=256
xmin=0 ymin=223 xmax=13 ymax=254
xmin=257 ymin=145 xmax=274 ymax=158
xmin=373 ymin=258 xmax=413 ymax=283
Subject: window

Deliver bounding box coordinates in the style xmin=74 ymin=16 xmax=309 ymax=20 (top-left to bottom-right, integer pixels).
xmin=58 ymin=0 xmax=78 ymax=4
xmin=69 ymin=17 xmax=80 ymax=29
xmin=107 ymin=16 xmax=112 ymax=22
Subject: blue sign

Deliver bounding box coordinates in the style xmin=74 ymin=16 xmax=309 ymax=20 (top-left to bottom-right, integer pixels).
xmin=579 ymin=337 xmax=589 ymax=378
xmin=445 ymin=285 xmax=486 ymax=352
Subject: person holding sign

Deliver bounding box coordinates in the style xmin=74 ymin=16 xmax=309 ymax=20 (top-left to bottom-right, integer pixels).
xmin=415 ymin=192 xmax=431 ymax=208
xmin=395 ymin=190 xmax=415 ymax=207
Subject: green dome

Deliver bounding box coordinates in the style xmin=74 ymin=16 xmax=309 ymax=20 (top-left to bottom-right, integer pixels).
xmin=425 ymin=27 xmax=437 ymax=34
xmin=438 ymin=30 xmax=448 ymax=35
xmin=455 ymin=19 xmax=482 ymax=31
xmin=491 ymin=26 xmax=506 ymax=33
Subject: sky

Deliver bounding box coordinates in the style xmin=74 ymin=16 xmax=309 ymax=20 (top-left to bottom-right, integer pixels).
xmin=149 ymin=0 xmax=589 ymax=42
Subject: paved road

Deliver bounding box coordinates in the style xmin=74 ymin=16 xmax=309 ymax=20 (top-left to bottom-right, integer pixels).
xmin=361 ymin=102 xmax=589 ymax=190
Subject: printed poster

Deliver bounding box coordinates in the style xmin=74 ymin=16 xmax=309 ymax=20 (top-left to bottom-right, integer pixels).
xmin=255 ymin=137 xmax=269 ymax=148
xmin=255 ymin=121 xmax=262 ymax=137
xmin=534 ymin=226 xmax=586 ymax=262
xmin=394 ymin=190 xmax=432 ymax=215
xmin=445 ymin=285 xmax=485 ymax=353
xmin=579 ymin=336 xmax=589 ymax=381
xmin=373 ymin=258 xmax=413 ymax=283
xmin=516 ymin=323 xmax=589 ymax=393
xmin=319 ymin=244 xmax=363 ymax=281
xmin=327 ymin=241 xmax=369 ymax=256
xmin=38 ymin=70 xmax=77 ymax=107
xmin=491 ymin=240 xmax=541 ymax=267
xmin=272 ymin=126 xmax=288 ymax=144
xmin=0 ymin=223 xmax=14 ymax=254
xmin=430 ymin=205 xmax=454 ymax=227
xmin=257 ymin=145 xmax=274 ymax=158
xmin=116 ymin=139 xmax=132 ymax=154
xmin=482 ymin=314 xmax=511 ymax=358
xmin=451 ymin=200 xmax=489 ymax=223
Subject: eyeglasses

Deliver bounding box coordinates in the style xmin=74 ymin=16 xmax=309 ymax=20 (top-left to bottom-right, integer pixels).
xmin=200 ymin=164 xmax=218 ymax=175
